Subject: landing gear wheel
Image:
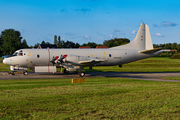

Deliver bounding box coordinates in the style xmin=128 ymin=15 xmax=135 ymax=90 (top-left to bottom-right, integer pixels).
xmin=23 ymin=71 xmax=28 ymax=75
xmin=79 ymin=72 xmax=85 ymax=77
xmin=63 ymin=69 xmax=69 ymax=74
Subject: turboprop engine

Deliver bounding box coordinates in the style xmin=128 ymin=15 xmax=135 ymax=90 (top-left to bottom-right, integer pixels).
xmin=66 ymin=66 xmax=83 ymax=71
xmin=50 ymin=55 xmax=67 ymax=65
xmin=64 ymin=55 xmax=96 ymax=66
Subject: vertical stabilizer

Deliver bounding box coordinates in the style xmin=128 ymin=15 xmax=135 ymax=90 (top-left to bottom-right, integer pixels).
xmin=145 ymin=24 xmax=153 ymax=50
xmin=110 ymin=23 xmax=153 ymax=50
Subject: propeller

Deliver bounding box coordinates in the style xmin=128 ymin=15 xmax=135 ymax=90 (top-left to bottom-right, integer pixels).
xmin=50 ymin=57 xmax=57 ymax=66
xmin=50 ymin=55 xmax=66 ymax=64
xmin=50 ymin=55 xmax=67 ymax=73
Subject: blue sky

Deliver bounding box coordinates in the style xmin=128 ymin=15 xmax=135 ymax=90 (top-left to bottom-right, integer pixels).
xmin=0 ymin=0 xmax=180 ymax=46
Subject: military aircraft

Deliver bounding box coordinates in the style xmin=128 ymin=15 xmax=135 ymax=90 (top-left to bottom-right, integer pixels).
xmin=3 ymin=23 xmax=172 ymax=77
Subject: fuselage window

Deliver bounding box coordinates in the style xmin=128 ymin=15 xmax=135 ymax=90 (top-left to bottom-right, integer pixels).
xmin=18 ymin=53 xmax=23 ymax=56
xmin=37 ymin=54 xmax=40 ymax=58
xmin=109 ymin=54 xmax=111 ymax=57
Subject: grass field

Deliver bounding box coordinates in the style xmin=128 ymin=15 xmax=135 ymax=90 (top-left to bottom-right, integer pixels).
xmin=163 ymin=77 xmax=180 ymax=80
xmin=0 ymin=78 xmax=180 ymax=119
xmin=85 ymin=57 xmax=180 ymax=72
xmin=0 ymin=57 xmax=9 ymax=72
xmin=1 ymin=57 xmax=180 ymax=72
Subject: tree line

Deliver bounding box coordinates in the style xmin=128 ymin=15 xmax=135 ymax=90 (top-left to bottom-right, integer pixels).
xmin=0 ymin=28 xmax=180 ymax=56
xmin=33 ymin=35 xmax=130 ymax=49
xmin=153 ymin=43 xmax=180 ymax=52
xmin=0 ymin=29 xmax=28 ymax=56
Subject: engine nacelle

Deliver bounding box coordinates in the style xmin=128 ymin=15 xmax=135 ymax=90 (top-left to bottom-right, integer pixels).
xmin=66 ymin=66 xmax=83 ymax=71
xmin=64 ymin=55 xmax=89 ymax=65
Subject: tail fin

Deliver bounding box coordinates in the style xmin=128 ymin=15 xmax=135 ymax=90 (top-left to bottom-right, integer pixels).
xmin=110 ymin=23 xmax=153 ymax=50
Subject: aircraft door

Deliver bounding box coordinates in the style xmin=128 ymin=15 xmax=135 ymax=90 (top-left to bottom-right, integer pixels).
xmin=26 ymin=50 xmax=33 ymax=67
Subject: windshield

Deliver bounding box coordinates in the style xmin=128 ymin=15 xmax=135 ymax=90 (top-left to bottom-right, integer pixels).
xmin=13 ymin=50 xmax=23 ymax=56
xmin=13 ymin=52 xmax=18 ymax=56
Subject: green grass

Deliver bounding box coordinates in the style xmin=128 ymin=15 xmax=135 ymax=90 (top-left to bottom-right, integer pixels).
xmin=0 ymin=57 xmax=9 ymax=72
xmin=1 ymin=78 xmax=180 ymax=119
xmin=85 ymin=57 xmax=180 ymax=72
xmin=163 ymin=77 xmax=180 ymax=80
xmin=171 ymin=54 xmax=180 ymax=59
xmin=0 ymin=63 xmax=9 ymax=72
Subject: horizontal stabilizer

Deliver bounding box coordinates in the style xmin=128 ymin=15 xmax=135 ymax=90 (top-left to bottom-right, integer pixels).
xmin=140 ymin=48 xmax=162 ymax=54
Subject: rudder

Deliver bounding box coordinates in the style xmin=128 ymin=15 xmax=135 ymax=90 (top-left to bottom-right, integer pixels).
xmin=110 ymin=23 xmax=153 ymax=50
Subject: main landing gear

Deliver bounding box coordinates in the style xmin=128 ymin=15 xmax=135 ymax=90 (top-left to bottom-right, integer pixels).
xmin=23 ymin=71 xmax=28 ymax=75
xmin=63 ymin=68 xmax=85 ymax=77
xmin=78 ymin=71 xmax=85 ymax=77
xmin=63 ymin=69 xmax=69 ymax=74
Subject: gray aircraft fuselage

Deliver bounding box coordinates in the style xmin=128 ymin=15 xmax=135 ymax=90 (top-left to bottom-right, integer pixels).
xmin=4 ymin=48 xmax=151 ymax=68
xmin=3 ymin=23 xmax=170 ymax=76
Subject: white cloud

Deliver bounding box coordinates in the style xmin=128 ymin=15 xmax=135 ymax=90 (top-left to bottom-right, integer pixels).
xmin=113 ymin=29 xmax=120 ymax=32
xmin=82 ymin=35 xmax=91 ymax=40
xmin=110 ymin=34 xmax=113 ymax=38
xmin=161 ymin=22 xmax=178 ymax=27
xmin=131 ymin=30 xmax=136 ymax=35
xmin=155 ymin=33 xmax=164 ymax=37
xmin=61 ymin=38 xmax=65 ymax=40
xmin=97 ymin=32 xmax=104 ymax=36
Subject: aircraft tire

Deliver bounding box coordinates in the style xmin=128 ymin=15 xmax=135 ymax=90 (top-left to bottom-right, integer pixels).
xmin=23 ymin=71 xmax=28 ymax=75
xmin=64 ymin=69 xmax=69 ymax=74
xmin=80 ymin=72 xmax=85 ymax=77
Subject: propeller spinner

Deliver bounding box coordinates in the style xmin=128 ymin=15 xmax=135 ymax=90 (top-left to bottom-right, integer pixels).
xmin=50 ymin=54 xmax=67 ymax=65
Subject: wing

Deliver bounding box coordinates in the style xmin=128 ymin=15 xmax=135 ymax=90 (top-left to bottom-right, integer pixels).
xmin=79 ymin=59 xmax=105 ymax=65
xmin=52 ymin=54 xmax=105 ymax=67
xmin=65 ymin=55 xmax=105 ymax=66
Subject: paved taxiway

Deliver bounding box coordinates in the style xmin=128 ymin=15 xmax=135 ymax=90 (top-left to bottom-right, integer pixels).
xmin=1 ymin=72 xmax=180 ymax=82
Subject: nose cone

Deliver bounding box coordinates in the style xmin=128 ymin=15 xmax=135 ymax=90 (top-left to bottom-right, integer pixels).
xmin=3 ymin=58 xmax=13 ymax=65
xmin=3 ymin=58 xmax=7 ymax=64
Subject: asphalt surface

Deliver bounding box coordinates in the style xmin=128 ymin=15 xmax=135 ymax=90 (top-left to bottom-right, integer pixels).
xmin=1 ymin=71 xmax=180 ymax=82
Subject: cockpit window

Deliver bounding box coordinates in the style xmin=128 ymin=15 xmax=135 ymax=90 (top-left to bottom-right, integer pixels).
xmin=12 ymin=50 xmax=23 ymax=56
xmin=18 ymin=53 xmax=23 ymax=56
xmin=13 ymin=52 xmax=18 ymax=56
